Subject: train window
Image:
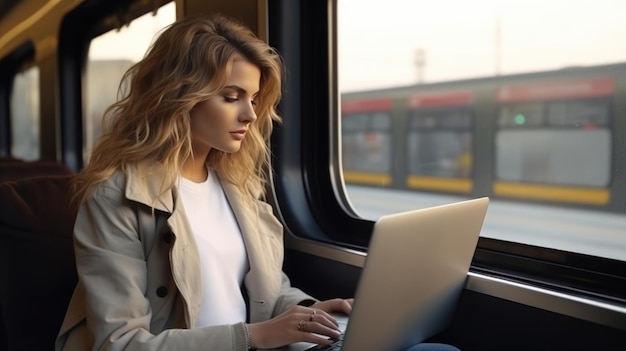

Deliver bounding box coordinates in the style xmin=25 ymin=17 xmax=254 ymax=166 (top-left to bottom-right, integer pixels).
xmin=83 ymin=2 xmax=175 ymax=162
xmin=548 ymin=100 xmax=610 ymax=127
xmin=342 ymin=99 xmax=393 ymax=185
xmin=498 ymin=103 xmax=544 ymax=127
xmin=495 ymin=127 xmax=611 ymax=187
xmin=407 ymin=108 xmax=473 ymax=180
xmin=337 ymin=0 xmax=626 ymax=261
xmin=405 ymin=91 xmax=474 ymax=191
xmin=10 ymin=66 xmax=39 ymax=160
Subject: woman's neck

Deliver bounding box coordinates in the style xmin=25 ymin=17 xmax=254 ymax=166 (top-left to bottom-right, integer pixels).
xmin=181 ymin=156 xmax=209 ymax=183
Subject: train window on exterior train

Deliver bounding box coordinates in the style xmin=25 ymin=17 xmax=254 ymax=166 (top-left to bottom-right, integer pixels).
xmin=547 ymin=100 xmax=610 ymax=127
xmin=83 ymin=2 xmax=175 ymax=162
xmin=337 ymin=0 xmax=626 ymax=262
xmin=342 ymin=111 xmax=393 ymax=180
xmin=498 ymin=103 xmax=544 ymax=127
xmin=407 ymin=109 xmax=473 ymax=180
xmin=10 ymin=66 xmax=39 ymax=160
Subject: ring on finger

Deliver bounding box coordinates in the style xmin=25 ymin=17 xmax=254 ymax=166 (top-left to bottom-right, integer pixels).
xmin=298 ymin=320 xmax=307 ymax=331
xmin=309 ymin=310 xmax=316 ymax=321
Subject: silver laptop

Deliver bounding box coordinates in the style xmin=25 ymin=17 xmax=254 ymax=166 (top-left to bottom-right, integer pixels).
xmin=267 ymin=197 xmax=489 ymax=351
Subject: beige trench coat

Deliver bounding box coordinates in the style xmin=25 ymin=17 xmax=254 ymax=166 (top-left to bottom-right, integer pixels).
xmin=55 ymin=163 xmax=314 ymax=350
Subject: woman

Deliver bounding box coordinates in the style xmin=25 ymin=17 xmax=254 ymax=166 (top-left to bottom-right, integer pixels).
xmin=55 ymin=15 xmax=460 ymax=351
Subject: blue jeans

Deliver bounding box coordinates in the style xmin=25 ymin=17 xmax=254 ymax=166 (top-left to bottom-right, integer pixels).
xmin=405 ymin=343 xmax=461 ymax=351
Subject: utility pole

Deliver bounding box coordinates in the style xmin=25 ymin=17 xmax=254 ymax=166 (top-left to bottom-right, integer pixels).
xmin=415 ymin=48 xmax=425 ymax=84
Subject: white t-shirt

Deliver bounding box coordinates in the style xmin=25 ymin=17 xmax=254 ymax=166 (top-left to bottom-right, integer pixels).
xmin=178 ymin=171 xmax=249 ymax=327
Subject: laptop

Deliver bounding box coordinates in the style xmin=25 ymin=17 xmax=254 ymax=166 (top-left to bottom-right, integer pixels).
xmin=265 ymin=197 xmax=489 ymax=351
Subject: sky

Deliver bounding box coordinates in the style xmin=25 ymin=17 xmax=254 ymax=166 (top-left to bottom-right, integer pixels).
xmin=337 ymin=0 xmax=626 ymax=91
xmin=89 ymin=0 xmax=626 ymax=93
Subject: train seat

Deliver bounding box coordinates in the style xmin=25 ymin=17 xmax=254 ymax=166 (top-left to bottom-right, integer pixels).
xmin=0 ymin=157 xmax=24 ymax=164
xmin=0 ymin=160 xmax=74 ymax=182
xmin=0 ymin=174 xmax=78 ymax=351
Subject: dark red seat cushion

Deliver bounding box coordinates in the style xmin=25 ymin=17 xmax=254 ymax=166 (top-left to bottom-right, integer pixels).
xmin=0 ymin=175 xmax=78 ymax=351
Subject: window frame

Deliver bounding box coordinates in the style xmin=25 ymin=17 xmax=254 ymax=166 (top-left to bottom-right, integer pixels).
xmin=269 ymin=0 xmax=373 ymax=248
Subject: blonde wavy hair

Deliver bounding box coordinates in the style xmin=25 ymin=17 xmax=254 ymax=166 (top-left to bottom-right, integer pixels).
xmin=73 ymin=15 xmax=283 ymax=205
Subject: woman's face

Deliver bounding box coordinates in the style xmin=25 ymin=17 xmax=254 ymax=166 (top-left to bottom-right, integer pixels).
xmin=189 ymin=58 xmax=260 ymax=155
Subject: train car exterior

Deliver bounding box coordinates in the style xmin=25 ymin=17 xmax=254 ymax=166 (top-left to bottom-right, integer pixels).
xmin=341 ymin=63 xmax=626 ymax=213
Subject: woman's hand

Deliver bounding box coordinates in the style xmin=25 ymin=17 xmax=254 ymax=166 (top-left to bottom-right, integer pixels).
xmin=247 ymin=299 xmax=352 ymax=350
xmin=310 ymin=298 xmax=354 ymax=316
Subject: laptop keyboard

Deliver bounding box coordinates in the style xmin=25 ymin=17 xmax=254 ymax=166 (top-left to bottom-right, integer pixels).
xmin=305 ymin=335 xmax=344 ymax=351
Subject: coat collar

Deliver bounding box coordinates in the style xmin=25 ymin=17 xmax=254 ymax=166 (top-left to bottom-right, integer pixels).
xmin=124 ymin=162 xmax=175 ymax=213
xmin=123 ymin=162 xmax=256 ymax=215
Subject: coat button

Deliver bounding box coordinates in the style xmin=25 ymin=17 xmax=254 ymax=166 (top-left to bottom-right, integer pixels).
xmin=156 ymin=286 xmax=168 ymax=297
xmin=162 ymin=231 xmax=173 ymax=244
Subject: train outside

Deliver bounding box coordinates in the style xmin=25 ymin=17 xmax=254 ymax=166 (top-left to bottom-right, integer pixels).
xmin=341 ymin=62 xmax=626 ymax=214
